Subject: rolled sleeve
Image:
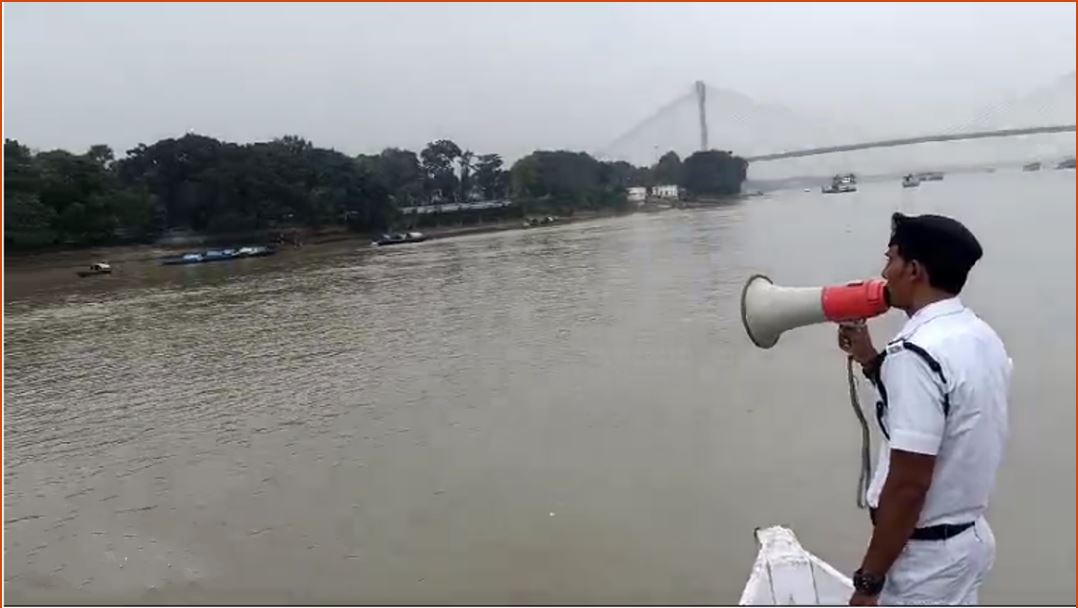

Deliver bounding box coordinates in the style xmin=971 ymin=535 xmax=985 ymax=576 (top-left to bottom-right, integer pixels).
xmin=882 ymin=350 xmax=946 ymax=455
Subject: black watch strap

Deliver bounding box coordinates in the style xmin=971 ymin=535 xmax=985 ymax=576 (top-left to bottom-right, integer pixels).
xmin=853 ymin=568 xmax=885 ymax=596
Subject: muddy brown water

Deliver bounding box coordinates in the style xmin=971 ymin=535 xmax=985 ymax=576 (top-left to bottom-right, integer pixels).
xmin=5 ymin=170 xmax=1074 ymax=604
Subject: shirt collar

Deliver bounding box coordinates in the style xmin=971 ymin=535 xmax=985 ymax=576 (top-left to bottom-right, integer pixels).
xmin=897 ymin=296 xmax=965 ymax=340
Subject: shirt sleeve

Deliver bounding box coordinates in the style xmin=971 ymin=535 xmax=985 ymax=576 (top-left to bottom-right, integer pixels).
xmin=882 ymin=349 xmax=946 ymax=455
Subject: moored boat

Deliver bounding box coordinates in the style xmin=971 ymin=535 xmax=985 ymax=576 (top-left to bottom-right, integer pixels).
xmin=373 ymin=231 xmax=427 ymax=246
xmin=76 ymin=262 xmax=112 ymax=277
xmin=236 ymin=245 xmax=277 ymax=257
xmin=160 ymin=245 xmax=277 ymax=265
xmin=522 ymin=216 xmax=562 ymax=227
xmin=739 ymin=525 xmax=852 ymax=605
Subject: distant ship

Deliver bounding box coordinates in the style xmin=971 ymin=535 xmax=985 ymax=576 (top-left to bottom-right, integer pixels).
xmin=1023 ymin=162 xmax=1042 ymax=172
xmin=822 ymin=173 xmax=857 ymax=194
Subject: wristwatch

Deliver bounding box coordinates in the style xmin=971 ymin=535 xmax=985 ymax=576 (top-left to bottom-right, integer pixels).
xmin=852 ymin=568 xmax=885 ymax=596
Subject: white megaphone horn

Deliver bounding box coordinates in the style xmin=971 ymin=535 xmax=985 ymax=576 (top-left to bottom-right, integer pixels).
xmin=740 ymin=274 xmax=891 ymax=349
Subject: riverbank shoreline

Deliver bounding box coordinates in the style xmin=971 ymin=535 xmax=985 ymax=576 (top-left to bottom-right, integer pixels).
xmin=3 ymin=207 xmax=642 ymax=271
xmin=4 ymin=194 xmax=754 ymax=272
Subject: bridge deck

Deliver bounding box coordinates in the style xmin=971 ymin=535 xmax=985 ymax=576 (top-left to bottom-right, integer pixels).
xmin=745 ymin=125 xmax=1076 ymax=162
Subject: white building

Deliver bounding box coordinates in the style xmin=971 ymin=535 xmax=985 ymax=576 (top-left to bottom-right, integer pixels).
xmin=650 ymin=184 xmax=679 ymax=199
xmin=626 ymin=186 xmax=648 ymax=203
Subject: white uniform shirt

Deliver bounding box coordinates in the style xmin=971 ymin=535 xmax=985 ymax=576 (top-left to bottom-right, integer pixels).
xmin=866 ymin=297 xmax=1012 ymax=527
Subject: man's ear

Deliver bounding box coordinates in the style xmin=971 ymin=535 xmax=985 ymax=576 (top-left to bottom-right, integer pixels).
xmin=909 ymin=260 xmax=926 ymax=284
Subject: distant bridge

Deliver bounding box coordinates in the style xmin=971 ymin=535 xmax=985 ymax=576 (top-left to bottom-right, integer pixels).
xmin=599 ymin=75 xmax=1076 ymax=166
xmin=745 ymin=124 xmax=1077 ymax=162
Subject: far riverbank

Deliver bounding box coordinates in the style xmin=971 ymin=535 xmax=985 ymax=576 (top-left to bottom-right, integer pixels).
xmin=5 ymin=197 xmax=755 ymax=274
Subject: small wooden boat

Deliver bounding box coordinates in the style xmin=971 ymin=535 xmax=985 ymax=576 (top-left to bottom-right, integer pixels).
xmin=373 ymin=231 xmax=427 ymax=246
xmin=76 ymin=263 xmax=112 ymax=277
xmin=739 ymin=526 xmax=852 ymax=605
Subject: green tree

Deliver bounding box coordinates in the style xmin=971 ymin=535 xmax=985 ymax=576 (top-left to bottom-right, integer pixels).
xmin=474 ymin=153 xmax=506 ymax=199
xmin=5 ymin=192 xmax=57 ymax=247
xmin=361 ymin=148 xmax=424 ymax=207
xmin=681 ymin=150 xmax=748 ymax=196
xmin=420 ymin=139 xmax=462 ymax=203
xmin=509 ymin=150 xmax=628 ymax=210
xmin=653 ymin=151 xmax=682 ymax=186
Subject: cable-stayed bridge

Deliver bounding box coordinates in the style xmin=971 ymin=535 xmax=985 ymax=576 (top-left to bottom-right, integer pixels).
xmin=596 ymin=72 xmax=1075 ymax=171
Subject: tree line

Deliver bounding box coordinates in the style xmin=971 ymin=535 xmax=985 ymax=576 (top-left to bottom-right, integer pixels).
xmin=4 ymin=134 xmax=747 ymax=250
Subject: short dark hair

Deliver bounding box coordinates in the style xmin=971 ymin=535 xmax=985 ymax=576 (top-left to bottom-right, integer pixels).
xmin=889 ymin=213 xmax=983 ymax=294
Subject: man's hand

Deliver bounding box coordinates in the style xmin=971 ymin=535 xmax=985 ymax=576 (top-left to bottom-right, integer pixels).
xmin=849 ymin=591 xmax=878 ymax=606
xmin=838 ymin=322 xmax=878 ymax=366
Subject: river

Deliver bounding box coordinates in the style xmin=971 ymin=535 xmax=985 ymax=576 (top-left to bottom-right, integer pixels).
xmin=5 ymin=169 xmax=1074 ymax=604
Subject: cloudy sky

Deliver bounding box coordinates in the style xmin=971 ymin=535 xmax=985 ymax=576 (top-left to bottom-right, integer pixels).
xmin=4 ymin=2 xmax=1075 ymax=163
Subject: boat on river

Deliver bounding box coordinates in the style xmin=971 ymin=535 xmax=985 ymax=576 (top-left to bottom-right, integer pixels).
xmin=822 ymin=174 xmax=857 ymax=194
xmin=76 ymin=262 xmax=113 ymax=277
xmin=739 ymin=525 xmax=853 ymax=605
xmin=160 ymin=245 xmax=277 ymax=265
xmin=902 ymin=174 xmax=921 ymax=188
xmin=373 ymin=231 xmax=427 ymax=246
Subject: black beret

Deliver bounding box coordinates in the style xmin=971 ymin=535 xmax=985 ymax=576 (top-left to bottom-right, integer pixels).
xmin=889 ymin=212 xmax=983 ymax=267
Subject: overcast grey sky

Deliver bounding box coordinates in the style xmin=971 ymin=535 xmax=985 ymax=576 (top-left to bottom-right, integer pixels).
xmin=4 ymin=2 xmax=1075 ymax=162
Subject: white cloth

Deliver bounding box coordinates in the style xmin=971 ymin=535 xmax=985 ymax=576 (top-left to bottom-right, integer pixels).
xmin=865 ymin=297 xmax=1011 ymax=604
xmin=866 ymin=297 xmax=1012 ymax=527
xmin=880 ymin=517 xmax=996 ymax=606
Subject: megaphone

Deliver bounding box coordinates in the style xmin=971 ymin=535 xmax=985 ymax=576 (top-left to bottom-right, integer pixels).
xmin=740 ymin=274 xmax=890 ymax=348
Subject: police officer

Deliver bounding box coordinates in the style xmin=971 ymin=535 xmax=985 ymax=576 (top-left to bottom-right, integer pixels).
xmin=838 ymin=212 xmax=1012 ymax=606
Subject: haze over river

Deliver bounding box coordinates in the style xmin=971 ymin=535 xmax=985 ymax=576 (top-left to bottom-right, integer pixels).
xmin=5 ymin=170 xmax=1074 ymax=604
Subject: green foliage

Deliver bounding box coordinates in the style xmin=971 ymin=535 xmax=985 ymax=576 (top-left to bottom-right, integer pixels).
xmin=360 ymin=148 xmax=425 ymax=207
xmin=654 ymin=151 xmax=683 ymax=186
xmin=4 ymin=134 xmax=401 ymax=249
xmin=420 ymin=139 xmax=463 ymax=203
xmin=4 ymin=133 xmax=747 ymax=250
xmin=474 ymin=153 xmax=507 ymax=200
xmin=681 ymin=150 xmax=748 ymax=196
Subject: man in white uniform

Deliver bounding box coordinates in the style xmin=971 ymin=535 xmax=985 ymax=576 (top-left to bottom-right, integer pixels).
xmin=839 ymin=212 xmax=1011 ymax=606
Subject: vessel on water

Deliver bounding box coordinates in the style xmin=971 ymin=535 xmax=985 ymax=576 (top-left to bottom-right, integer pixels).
xmin=1023 ymin=162 xmax=1042 ymax=172
xmin=902 ymin=174 xmax=921 ymax=188
xmin=373 ymin=231 xmax=427 ymax=246
xmin=821 ymin=174 xmax=857 ymax=194
xmin=739 ymin=526 xmax=853 ymax=605
xmin=1056 ymin=158 xmax=1075 ymax=170
xmin=76 ymin=262 xmax=112 ymax=277
xmin=522 ymin=216 xmax=562 ymax=227
xmin=914 ymin=171 xmax=944 ymax=181
xmin=160 ymin=245 xmax=277 ymax=266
